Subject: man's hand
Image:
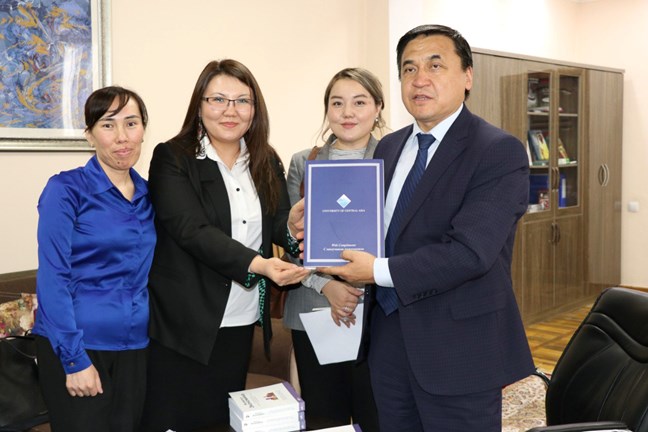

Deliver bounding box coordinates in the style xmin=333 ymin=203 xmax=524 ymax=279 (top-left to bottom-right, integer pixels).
xmin=66 ymin=364 xmax=103 ymax=397
xmin=317 ymin=250 xmax=376 ymax=284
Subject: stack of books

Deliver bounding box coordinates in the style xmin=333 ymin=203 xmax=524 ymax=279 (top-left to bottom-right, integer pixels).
xmin=229 ymin=382 xmax=306 ymax=432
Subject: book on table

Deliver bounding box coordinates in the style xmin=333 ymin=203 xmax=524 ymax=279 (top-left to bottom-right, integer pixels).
xmin=229 ymin=382 xmax=305 ymax=431
xmin=229 ymin=407 xmax=305 ymax=432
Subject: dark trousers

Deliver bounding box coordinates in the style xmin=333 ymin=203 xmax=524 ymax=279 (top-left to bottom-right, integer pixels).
xmin=292 ymin=329 xmax=379 ymax=432
xmin=139 ymin=325 xmax=254 ymax=432
xmin=368 ymin=308 xmax=502 ymax=432
xmin=35 ymin=335 xmax=147 ymax=432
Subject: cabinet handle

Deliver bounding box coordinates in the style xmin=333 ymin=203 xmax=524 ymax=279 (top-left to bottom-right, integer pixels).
xmin=598 ymin=164 xmax=611 ymax=187
xmin=555 ymin=223 xmax=561 ymax=244
xmin=552 ymin=167 xmax=560 ymax=191
xmin=598 ymin=164 xmax=605 ymax=186
xmin=550 ymin=223 xmax=557 ymax=244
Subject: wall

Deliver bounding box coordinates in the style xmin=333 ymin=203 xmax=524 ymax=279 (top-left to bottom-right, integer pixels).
xmin=0 ymin=0 xmax=387 ymax=273
xmin=574 ymin=0 xmax=648 ymax=288
xmin=1 ymin=0 xmax=646 ymax=289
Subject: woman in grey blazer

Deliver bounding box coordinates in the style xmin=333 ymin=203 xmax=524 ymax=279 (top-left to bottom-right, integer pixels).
xmin=283 ymin=68 xmax=386 ymax=431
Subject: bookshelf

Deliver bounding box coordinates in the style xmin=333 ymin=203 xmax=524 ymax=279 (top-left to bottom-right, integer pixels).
xmin=467 ymin=49 xmax=623 ymax=323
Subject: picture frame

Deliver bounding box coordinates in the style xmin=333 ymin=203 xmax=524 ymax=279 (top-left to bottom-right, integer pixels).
xmin=0 ymin=0 xmax=111 ymax=151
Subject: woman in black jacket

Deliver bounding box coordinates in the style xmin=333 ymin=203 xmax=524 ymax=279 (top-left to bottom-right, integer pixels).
xmin=140 ymin=59 xmax=308 ymax=431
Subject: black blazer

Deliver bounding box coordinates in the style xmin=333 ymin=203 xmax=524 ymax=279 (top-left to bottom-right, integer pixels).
xmin=147 ymin=140 xmax=294 ymax=364
xmin=363 ymin=106 xmax=535 ymax=395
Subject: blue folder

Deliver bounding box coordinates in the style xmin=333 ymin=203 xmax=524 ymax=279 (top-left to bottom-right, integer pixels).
xmin=303 ymin=159 xmax=384 ymax=267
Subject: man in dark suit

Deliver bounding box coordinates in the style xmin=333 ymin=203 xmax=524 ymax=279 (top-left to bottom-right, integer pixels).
xmin=319 ymin=24 xmax=535 ymax=431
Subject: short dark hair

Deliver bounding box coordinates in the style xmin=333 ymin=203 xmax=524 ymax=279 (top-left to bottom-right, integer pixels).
xmin=84 ymin=86 xmax=148 ymax=131
xmin=396 ymin=24 xmax=473 ymax=97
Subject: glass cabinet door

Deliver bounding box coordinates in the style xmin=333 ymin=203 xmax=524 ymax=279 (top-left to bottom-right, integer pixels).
xmin=557 ymin=74 xmax=580 ymax=209
xmin=526 ymin=71 xmax=581 ymax=214
xmin=527 ymin=72 xmax=551 ymax=213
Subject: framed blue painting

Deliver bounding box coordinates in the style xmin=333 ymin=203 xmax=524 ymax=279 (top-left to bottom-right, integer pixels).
xmin=0 ymin=0 xmax=110 ymax=151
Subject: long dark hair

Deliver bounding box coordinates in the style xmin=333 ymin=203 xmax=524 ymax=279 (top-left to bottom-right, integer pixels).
xmin=172 ymin=59 xmax=282 ymax=213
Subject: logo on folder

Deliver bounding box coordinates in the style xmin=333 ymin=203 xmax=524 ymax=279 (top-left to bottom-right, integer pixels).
xmin=337 ymin=194 xmax=351 ymax=208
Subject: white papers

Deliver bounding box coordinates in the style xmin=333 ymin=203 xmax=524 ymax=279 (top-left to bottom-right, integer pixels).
xmin=299 ymin=304 xmax=363 ymax=365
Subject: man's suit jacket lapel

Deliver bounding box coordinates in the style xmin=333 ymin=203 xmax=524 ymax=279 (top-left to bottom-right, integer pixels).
xmin=386 ymin=107 xmax=472 ymax=240
xmin=404 ymin=108 xmax=471 ymax=222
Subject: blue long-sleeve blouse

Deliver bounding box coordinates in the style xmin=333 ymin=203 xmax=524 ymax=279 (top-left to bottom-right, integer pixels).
xmin=32 ymin=156 xmax=156 ymax=374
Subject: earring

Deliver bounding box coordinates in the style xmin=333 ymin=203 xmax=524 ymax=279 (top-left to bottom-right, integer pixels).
xmin=196 ymin=117 xmax=207 ymax=158
xmin=197 ymin=117 xmax=206 ymax=141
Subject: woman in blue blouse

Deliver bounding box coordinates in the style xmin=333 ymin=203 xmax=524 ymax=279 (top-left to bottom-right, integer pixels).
xmin=32 ymin=86 xmax=156 ymax=432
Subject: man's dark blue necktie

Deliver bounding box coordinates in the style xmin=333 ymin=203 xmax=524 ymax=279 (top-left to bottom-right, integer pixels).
xmin=376 ymin=133 xmax=436 ymax=315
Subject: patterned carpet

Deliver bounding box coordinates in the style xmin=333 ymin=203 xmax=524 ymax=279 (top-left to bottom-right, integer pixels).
xmin=502 ymin=374 xmax=547 ymax=431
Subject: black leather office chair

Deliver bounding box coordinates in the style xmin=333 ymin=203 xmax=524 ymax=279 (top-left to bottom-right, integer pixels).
xmin=527 ymin=287 xmax=648 ymax=432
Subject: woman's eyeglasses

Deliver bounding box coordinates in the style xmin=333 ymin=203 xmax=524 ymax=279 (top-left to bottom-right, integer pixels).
xmin=201 ymin=96 xmax=254 ymax=112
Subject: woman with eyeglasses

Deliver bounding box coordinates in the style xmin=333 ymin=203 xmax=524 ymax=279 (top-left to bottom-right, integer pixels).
xmin=139 ymin=59 xmax=309 ymax=431
xmin=282 ymin=68 xmax=386 ymax=431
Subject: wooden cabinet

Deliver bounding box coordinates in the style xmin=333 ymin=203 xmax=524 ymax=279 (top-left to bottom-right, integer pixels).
xmin=586 ymin=70 xmax=623 ymax=295
xmin=468 ymin=49 xmax=623 ymax=323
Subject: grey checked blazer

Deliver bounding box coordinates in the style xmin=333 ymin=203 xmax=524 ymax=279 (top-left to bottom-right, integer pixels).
xmin=282 ymin=134 xmax=378 ymax=331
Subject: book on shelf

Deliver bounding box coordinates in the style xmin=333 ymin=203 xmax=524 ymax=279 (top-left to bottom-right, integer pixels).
xmin=525 ymin=140 xmax=533 ymax=165
xmin=529 ymin=173 xmax=568 ymax=209
xmin=229 ymin=382 xmax=305 ymax=420
xmin=545 ymin=136 xmax=571 ymax=162
xmin=526 ymin=134 xmax=540 ymax=162
xmin=559 ymin=175 xmax=567 ymax=208
xmin=528 ymin=130 xmax=550 ymax=161
xmin=557 ymin=137 xmax=570 ymax=160
xmin=531 ymin=160 xmax=549 ymax=167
